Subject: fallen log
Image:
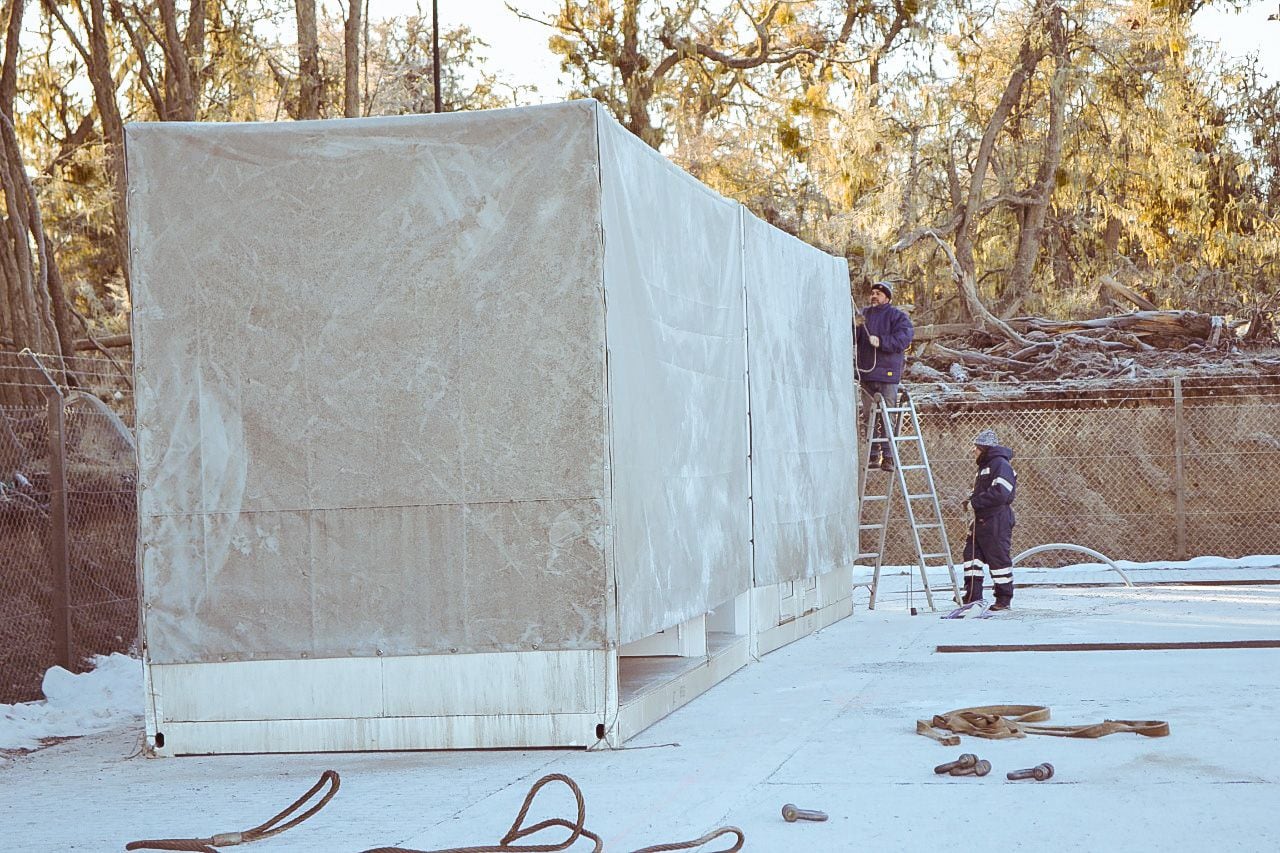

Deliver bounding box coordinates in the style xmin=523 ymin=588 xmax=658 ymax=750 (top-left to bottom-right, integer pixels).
xmin=1099 ymin=275 xmax=1157 ymax=311
xmin=1009 ymin=341 xmax=1056 ymax=361
xmin=73 ymin=333 xmax=131 ymax=350
xmin=913 ymin=323 xmax=975 ymax=342
xmin=1010 ymin=310 xmax=1214 ymax=341
xmin=1060 ymin=333 xmax=1133 ymax=352
xmin=906 ymin=362 xmax=953 ymax=382
xmin=932 ymin=343 xmax=1036 ymax=369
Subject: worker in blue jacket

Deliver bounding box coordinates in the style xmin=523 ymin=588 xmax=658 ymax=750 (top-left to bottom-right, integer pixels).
xmin=854 ymin=281 xmax=914 ymax=471
xmin=961 ymin=428 xmax=1018 ymax=610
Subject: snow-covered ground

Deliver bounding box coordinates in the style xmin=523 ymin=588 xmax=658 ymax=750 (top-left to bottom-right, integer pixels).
xmin=3 ymin=558 xmax=1279 ymax=852
xmin=0 ymin=653 xmax=142 ymax=753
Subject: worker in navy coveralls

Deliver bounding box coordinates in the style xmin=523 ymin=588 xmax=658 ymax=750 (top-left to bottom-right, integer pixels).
xmin=854 ymin=281 xmax=914 ymax=471
xmin=961 ymin=428 xmax=1018 ymax=610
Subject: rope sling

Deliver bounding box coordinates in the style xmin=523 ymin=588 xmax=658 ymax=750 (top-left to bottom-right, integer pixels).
xmin=126 ymin=772 xmax=744 ymax=853
xmin=916 ymin=704 xmax=1170 ymax=746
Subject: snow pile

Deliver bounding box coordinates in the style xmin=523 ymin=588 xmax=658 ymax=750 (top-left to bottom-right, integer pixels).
xmin=0 ymin=653 xmax=142 ymax=751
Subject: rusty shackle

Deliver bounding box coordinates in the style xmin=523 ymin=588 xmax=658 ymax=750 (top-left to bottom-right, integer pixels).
xmin=781 ymin=803 xmax=829 ymax=822
xmin=1006 ymin=762 xmax=1054 ymax=781
xmin=933 ymin=753 xmax=978 ymax=775
xmin=949 ymin=759 xmax=992 ymax=777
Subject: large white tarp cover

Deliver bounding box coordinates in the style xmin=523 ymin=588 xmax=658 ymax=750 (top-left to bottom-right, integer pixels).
xmin=598 ymin=118 xmax=751 ymax=645
xmin=128 ymin=100 xmax=854 ymax=666
xmin=742 ymin=212 xmax=858 ymax=586
xmin=129 ymin=103 xmax=611 ymax=664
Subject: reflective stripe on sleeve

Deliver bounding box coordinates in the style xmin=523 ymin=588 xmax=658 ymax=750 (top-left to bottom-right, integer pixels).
xmin=993 ymin=476 xmax=1014 ymax=492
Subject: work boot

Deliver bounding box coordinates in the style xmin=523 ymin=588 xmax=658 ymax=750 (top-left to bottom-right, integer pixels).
xmin=963 ymin=578 xmax=984 ymax=604
xmin=867 ymin=452 xmax=883 ymax=470
xmin=988 ymin=601 xmax=1011 ymax=612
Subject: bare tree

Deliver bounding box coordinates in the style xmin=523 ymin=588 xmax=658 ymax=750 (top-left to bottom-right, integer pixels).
xmin=155 ymin=0 xmax=204 ymax=121
xmin=296 ymin=0 xmax=322 ymax=119
xmin=42 ymin=0 xmax=130 ymax=291
xmin=107 ymin=0 xmax=206 ymax=121
xmin=530 ymin=0 xmax=824 ymax=148
xmin=893 ymin=1 xmax=1065 ymax=342
xmin=342 ymin=0 xmax=363 ymax=116
xmin=1007 ymin=2 xmax=1068 ymax=296
xmin=2 ymin=0 xmax=68 ymax=402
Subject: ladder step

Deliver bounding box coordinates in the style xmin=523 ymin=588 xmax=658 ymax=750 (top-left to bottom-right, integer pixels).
xmin=915 ymin=523 xmax=942 ymax=530
xmin=899 ymin=464 xmax=928 ymax=471
xmin=906 ymin=493 xmax=936 ymax=500
xmin=854 ymin=552 xmax=882 ymax=561
xmin=862 ymin=495 xmax=888 ymax=502
xmin=920 ymin=552 xmax=951 ymax=560
xmin=858 ymin=523 xmax=884 ymax=531
xmin=892 ymin=434 xmax=923 ymax=443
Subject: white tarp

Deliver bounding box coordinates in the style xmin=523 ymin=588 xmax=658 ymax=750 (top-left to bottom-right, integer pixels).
xmin=742 ymin=212 xmax=858 ymax=586
xmin=128 ymin=102 xmax=611 ymax=663
xmin=128 ymin=99 xmax=853 ymax=668
xmin=597 ymin=116 xmax=752 ymax=645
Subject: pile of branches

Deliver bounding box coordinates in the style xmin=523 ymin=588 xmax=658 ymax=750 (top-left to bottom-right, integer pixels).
xmin=909 ymin=310 xmax=1280 ymax=384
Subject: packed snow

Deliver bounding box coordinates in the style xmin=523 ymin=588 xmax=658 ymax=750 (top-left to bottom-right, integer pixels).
xmin=2 ymin=558 xmax=1279 ymax=852
xmin=0 ymin=652 xmax=142 ymax=752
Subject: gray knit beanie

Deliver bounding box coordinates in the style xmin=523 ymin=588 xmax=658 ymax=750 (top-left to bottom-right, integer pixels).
xmin=973 ymin=428 xmax=999 ymax=447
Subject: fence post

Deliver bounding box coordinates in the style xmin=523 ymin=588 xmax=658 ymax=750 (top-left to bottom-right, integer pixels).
xmin=21 ymin=351 xmax=73 ymax=670
xmin=1172 ymin=376 xmax=1186 ymax=561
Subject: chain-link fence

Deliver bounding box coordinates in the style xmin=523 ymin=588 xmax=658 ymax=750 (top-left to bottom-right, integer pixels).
xmin=5 ymin=347 xmax=1280 ymax=704
xmin=1 ymin=349 xmax=136 ymax=704
xmin=871 ymin=376 xmax=1280 ymax=568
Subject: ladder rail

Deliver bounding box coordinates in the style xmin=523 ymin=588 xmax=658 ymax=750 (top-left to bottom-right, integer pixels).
xmin=860 ymin=393 xmax=897 ymax=610
xmin=857 ymin=388 xmax=962 ymax=611
xmin=882 ymin=397 xmax=935 ymax=611
xmin=908 ymin=406 xmax=962 ymax=598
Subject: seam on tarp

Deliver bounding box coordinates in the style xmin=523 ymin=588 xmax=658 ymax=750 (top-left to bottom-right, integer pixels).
xmin=593 ymin=101 xmax=621 ymax=741
xmin=140 ymin=496 xmax=608 ymax=519
xmin=740 ymin=205 xmax=758 ymax=592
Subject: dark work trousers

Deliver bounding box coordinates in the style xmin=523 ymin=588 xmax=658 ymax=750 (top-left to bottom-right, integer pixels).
xmin=961 ymin=509 xmax=1015 ymax=605
xmin=859 ymin=381 xmax=899 ymax=464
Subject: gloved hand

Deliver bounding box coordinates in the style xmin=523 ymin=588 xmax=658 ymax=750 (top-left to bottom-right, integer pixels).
xmin=854 ymin=313 xmax=865 ymax=327
xmin=869 ymin=334 xmax=880 ymax=348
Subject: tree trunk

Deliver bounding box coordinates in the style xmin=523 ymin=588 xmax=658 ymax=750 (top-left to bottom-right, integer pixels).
xmin=296 ymin=0 xmax=321 ymax=119
xmin=0 ymin=0 xmax=66 ymax=403
xmin=618 ymin=0 xmax=651 ymax=144
xmin=343 ymin=0 xmax=362 ymax=117
xmin=949 ymin=7 xmax=1048 ymax=342
xmin=47 ymin=0 xmax=131 ymax=296
xmin=1008 ymin=4 xmax=1068 ymax=296
xmin=157 ymin=0 xmax=198 ymax=121
xmin=1099 ymin=274 xmax=1157 ymax=311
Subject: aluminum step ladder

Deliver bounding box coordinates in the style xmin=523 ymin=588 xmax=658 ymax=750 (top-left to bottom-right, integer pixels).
xmin=854 ymin=387 xmax=961 ymax=611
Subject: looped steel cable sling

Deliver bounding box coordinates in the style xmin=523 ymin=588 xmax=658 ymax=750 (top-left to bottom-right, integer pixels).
xmin=126 ymin=769 xmax=341 ymax=851
xmin=362 ymin=772 xmax=603 ymax=853
xmin=362 ymin=773 xmax=744 ymax=853
xmin=126 ymin=771 xmax=745 ymax=853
